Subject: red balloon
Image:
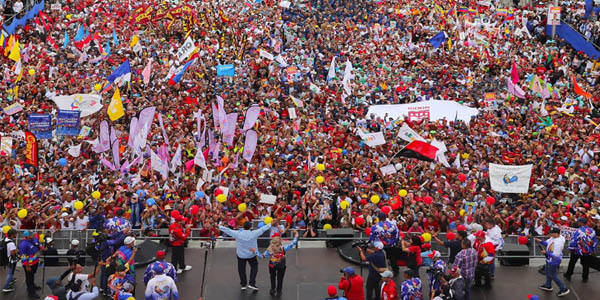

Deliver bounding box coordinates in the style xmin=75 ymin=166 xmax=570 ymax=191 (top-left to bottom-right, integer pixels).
xmin=486 ymin=196 xmax=496 ymax=205
xmin=446 ymin=232 xmax=456 ymax=240
xmin=458 ymin=173 xmax=467 ymax=182
xmin=360 ymin=199 xmax=368 ymax=205
xmin=390 ymin=199 xmax=402 ymax=210
xmin=584 ymin=203 xmax=591 ymax=209
xmin=214 ymin=188 xmax=223 ymax=196
xmin=355 ymin=216 xmax=365 ymax=226
xmin=518 ymin=236 xmax=528 ymax=245
xmin=423 ymin=196 xmax=433 ymax=205
xmin=171 ymin=210 xmax=181 ymax=219
xmin=381 ymin=206 xmax=391 ymax=215
xmin=557 ymin=166 xmax=566 ymax=175
xmin=365 ymin=227 xmax=372 ymax=236
xmin=190 ymin=205 xmax=200 ymax=215
xmin=457 ymin=224 xmax=467 ymax=232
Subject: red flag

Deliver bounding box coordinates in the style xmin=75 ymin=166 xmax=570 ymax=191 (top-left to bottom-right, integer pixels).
xmin=573 ymin=75 xmax=592 ymax=98
xmin=24 ymin=131 xmax=38 ymax=167
xmin=511 ymin=61 xmax=519 ymax=84
xmin=46 ymin=35 xmax=58 ymax=50
xmin=397 ymin=140 xmax=438 ymax=162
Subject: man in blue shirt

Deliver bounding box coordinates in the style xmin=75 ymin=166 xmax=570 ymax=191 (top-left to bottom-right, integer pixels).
xmin=219 ymin=221 xmax=271 ymax=291
xmin=357 ymin=241 xmax=386 ymax=300
xmin=18 ymin=231 xmax=45 ymax=299
xmin=564 ymin=218 xmax=598 ymax=282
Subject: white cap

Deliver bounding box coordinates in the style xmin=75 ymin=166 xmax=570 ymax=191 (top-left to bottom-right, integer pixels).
xmin=373 ymin=241 xmax=384 ymax=250
xmin=71 ymin=240 xmax=79 ymax=246
xmin=124 ymin=236 xmax=135 ymax=245
xmin=46 ymin=238 xmax=53 ymax=244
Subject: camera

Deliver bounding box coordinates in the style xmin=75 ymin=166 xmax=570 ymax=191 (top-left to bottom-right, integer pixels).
xmin=352 ymin=240 xmax=369 ymax=248
xmin=426 ymin=267 xmax=445 ymax=279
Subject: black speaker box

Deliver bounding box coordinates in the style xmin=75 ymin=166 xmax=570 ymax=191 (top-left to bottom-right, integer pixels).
xmin=499 ymin=244 xmax=530 ymax=266
xmin=324 ymin=228 xmax=355 ymax=248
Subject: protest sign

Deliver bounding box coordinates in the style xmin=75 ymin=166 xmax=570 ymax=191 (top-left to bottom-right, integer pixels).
xmin=28 ymin=114 xmax=52 ymax=139
xmin=24 ymin=131 xmax=38 ymax=167
xmin=3 ymin=103 xmax=23 ymax=115
xmin=56 ymin=110 xmax=81 ymax=136
xmin=380 ymin=164 xmax=397 ymax=176
xmin=548 ymin=7 xmax=561 ymax=26
xmin=489 ymin=164 xmax=533 ymax=193
xmin=358 ymin=131 xmax=386 ymax=147
xmin=260 ymin=194 xmax=277 ymax=205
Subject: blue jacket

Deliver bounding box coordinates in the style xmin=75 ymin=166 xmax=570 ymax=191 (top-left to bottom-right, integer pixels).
xmin=219 ymin=224 xmax=271 ymax=259
xmin=19 ymin=238 xmax=41 ymax=266
xmin=89 ymin=214 xmax=106 ymax=230
xmin=568 ymin=226 xmax=598 ymax=256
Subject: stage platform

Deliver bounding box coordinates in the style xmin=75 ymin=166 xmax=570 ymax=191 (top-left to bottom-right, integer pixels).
xmin=0 ymin=248 xmax=597 ymax=300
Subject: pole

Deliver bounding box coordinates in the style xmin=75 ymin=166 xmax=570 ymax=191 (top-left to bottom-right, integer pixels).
xmin=200 ymin=250 xmax=209 ymax=297
xmin=551 ymin=0 xmax=558 ymax=39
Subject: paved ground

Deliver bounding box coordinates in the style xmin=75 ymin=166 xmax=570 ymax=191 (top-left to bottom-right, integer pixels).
xmin=0 ymin=248 xmax=598 ymax=300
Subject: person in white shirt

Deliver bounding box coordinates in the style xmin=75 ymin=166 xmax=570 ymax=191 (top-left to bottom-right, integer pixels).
xmin=2 ymin=229 xmax=18 ymax=293
xmin=74 ymin=211 xmax=89 ymax=230
xmin=65 ymin=277 xmax=99 ymax=300
xmin=535 ymin=228 xmax=570 ymax=297
xmin=66 ymin=264 xmax=98 ymax=293
xmin=484 ymin=219 xmax=503 ymax=279
xmin=145 ymin=265 xmax=179 ymax=300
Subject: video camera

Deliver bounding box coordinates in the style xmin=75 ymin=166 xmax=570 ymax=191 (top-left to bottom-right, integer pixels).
xmin=85 ymin=231 xmax=109 ymax=263
xmin=351 ymin=240 xmax=369 ymax=248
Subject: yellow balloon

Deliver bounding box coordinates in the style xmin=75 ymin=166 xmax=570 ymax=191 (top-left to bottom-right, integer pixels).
xmin=370 ymin=195 xmax=380 ymax=204
xmin=39 ymin=234 xmax=45 ymax=243
xmin=340 ymin=200 xmax=349 ymax=209
xmin=264 ymin=216 xmax=273 ymax=225
xmin=459 ymin=209 xmax=465 ymax=216
xmin=422 ymin=233 xmax=432 ymax=242
xmin=398 ymin=189 xmax=408 ymax=197
xmin=217 ymin=194 xmax=227 ymax=203
xmin=323 ymin=224 xmax=332 ymax=230
xmin=73 ymin=201 xmax=84 ymax=210
xmin=94 ymin=84 xmax=102 ymax=92
xmin=316 ymin=164 xmax=325 ymax=171
xmin=28 ymin=69 xmax=35 ymax=76
xmin=66 ymin=14 xmax=72 ymax=20
xmin=92 ymin=191 xmax=101 ymax=199
xmin=315 ymin=176 xmax=324 ymax=184
xmin=238 ymin=203 xmax=247 ymax=212
xmin=2 ymin=225 xmax=11 ymax=234
xmin=17 ymin=209 xmax=27 ymax=219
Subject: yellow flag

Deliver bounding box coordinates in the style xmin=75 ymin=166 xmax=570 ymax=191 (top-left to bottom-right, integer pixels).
xmin=4 ymin=35 xmax=14 ymax=56
xmin=448 ymin=38 xmax=452 ymax=50
xmin=8 ymin=40 xmax=20 ymax=62
xmin=107 ymin=87 xmax=125 ymax=121
xmin=13 ymin=86 xmax=18 ymax=99
xmin=0 ymin=35 xmax=4 ymax=48
xmin=129 ymin=35 xmax=139 ymax=48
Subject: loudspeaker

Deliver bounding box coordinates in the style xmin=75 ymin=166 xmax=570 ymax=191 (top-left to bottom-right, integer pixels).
xmin=499 ymin=244 xmax=530 ymax=266
xmin=325 ymin=228 xmax=355 ymax=248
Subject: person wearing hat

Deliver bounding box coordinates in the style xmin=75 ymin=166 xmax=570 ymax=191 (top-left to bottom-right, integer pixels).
xmin=2 ymin=229 xmax=18 ymax=293
xmin=472 ymin=231 xmax=494 ymax=289
xmin=380 ymin=270 xmax=398 ymax=300
xmin=19 ymin=230 xmax=45 ymax=299
xmin=144 ymin=251 xmax=177 ymax=285
xmin=169 ymin=215 xmax=192 ymax=274
xmin=439 ymin=266 xmax=466 ymax=300
xmin=218 ymin=221 xmax=272 ymax=291
xmin=107 ymin=264 xmax=135 ymax=299
xmin=357 ymin=241 xmax=386 ymax=300
xmin=400 ymin=269 xmax=423 ymax=300
xmin=144 ymin=263 xmax=179 ymax=300
xmin=42 ymin=238 xmax=59 ymax=267
xmin=65 ymin=240 xmax=85 ymax=267
xmin=564 ymin=217 xmax=598 ymax=282
xmin=338 ymin=267 xmax=364 ymax=300
xmin=425 ymin=251 xmax=446 ymax=296
xmin=114 ymin=236 xmax=138 ymax=278
xmin=535 ymin=228 xmax=570 ymax=297
xmin=325 ymin=285 xmax=347 ymax=300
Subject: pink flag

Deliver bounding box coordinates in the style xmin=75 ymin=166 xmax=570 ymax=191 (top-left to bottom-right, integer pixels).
xmin=134 ymin=106 xmax=156 ymax=149
xmin=185 ymin=159 xmax=195 ymax=172
xmin=127 ymin=117 xmax=138 ymax=148
xmin=93 ymin=120 xmax=110 ymax=153
xmin=194 ymin=145 xmax=206 ymax=169
xmin=217 ymin=96 xmax=226 ymax=128
xmin=211 ymin=102 xmax=219 ymax=129
xmin=514 ymin=85 xmax=526 ymax=99
xmin=158 ymin=113 xmax=170 ymax=145
xmin=506 ymin=77 xmax=515 ymax=94
xmin=540 ymin=82 xmax=550 ymax=99
xmin=208 ymin=130 xmax=216 ymax=154
xmin=142 ymin=59 xmax=153 ymax=85
xmin=243 ymin=130 xmax=258 ymax=162
xmin=101 ymin=158 xmax=116 ymax=171
xmin=242 ymin=105 xmax=260 ymax=131
xmin=213 ymin=142 xmax=221 ymax=166
xmin=223 ymin=113 xmax=238 ymax=146
xmin=158 ymin=144 xmax=169 ymax=162
xmin=120 ymin=160 xmax=130 ymax=173
xmin=511 ymin=61 xmax=519 ymax=84
xmin=112 ymin=140 xmax=121 ymax=170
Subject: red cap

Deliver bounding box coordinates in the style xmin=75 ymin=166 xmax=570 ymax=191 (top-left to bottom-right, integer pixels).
xmin=156 ymin=251 xmax=165 ymax=259
xmin=422 ymin=243 xmax=432 ymax=250
xmin=271 ymin=233 xmax=281 ymax=238
xmin=327 ymin=285 xmax=337 ymax=297
xmin=474 ymin=231 xmax=486 ymax=238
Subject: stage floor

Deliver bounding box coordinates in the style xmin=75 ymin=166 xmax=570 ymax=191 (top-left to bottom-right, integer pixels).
xmin=0 ymin=248 xmax=597 ymax=300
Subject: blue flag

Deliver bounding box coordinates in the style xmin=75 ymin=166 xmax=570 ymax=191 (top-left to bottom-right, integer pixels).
xmin=74 ymin=25 xmax=85 ymax=41
xmin=429 ymin=32 xmax=447 ymax=48
xmin=105 ymin=41 xmax=111 ymax=56
xmin=112 ymin=29 xmax=119 ymax=46
xmin=62 ymin=31 xmax=70 ymax=49
xmin=216 ymin=64 xmax=236 ymax=77
xmin=169 ymin=58 xmax=197 ymax=85
xmin=105 ymin=60 xmax=131 ymax=91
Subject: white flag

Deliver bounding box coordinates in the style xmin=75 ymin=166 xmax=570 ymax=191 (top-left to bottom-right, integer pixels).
xmin=327 ymin=56 xmax=336 ymax=81
xmin=397 ymin=123 xmax=426 ymax=142
xmin=68 ymin=144 xmax=82 ymax=157
xmin=489 ymin=163 xmax=533 ymax=193
xmin=194 ymin=145 xmax=207 ymax=169
xmin=170 ymin=145 xmax=182 ymax=173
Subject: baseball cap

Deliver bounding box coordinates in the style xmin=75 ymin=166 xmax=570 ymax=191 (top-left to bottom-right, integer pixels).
xmin=156 ymin=251 xmax=165 ymax=259
xmin=327 ymin=285 xmax=337 ymax=296
xmin=428 ymin=250 xmax=441 ymax=259
xmin=271 ymin=232 xmax=281 ymax=238
xmin=577 ymin=217 xmax=588 ymax=224
xmin=71 ymin=240 xmax=79 ymax=246
xmin=380 ymin=270 xmax=393 ymax=278
xmin=373 ymin=241 xmax=384 ymax=249
xmin=474 ymin=231 xmax=485 ymax=238
xmin=124 ymin=236 xmax=135 ymax=245
xmin=550 ymin=227 xmax=561 ymax=234
xmin=23 ymin=230 xmax=31 ymax=237
xmin=341 ymin=267 xmax=355 ymax=276
xmin=152 ymin=263 xmax=165 ymax=274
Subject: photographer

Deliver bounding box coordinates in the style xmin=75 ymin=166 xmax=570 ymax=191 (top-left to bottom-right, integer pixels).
xmin=65 ymin=263 xmax=98 ymax=293
xmin=65 ymin=277 xmax=99 ymax=300
xmin=338 ymin=267 xmax=364 ymax=300
xmin=426 ymin=251 xmax=446 ymax=296
xmin=369 ymin=213 xmax=401 ymax=276
xmin=435 ymin=266 xmax=466 ymax=300
xmin=357 ymin=241 xmax=386 ymax=300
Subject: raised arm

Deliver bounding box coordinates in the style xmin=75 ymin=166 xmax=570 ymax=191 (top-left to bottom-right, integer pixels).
xmin=218 ymin=225 xmax=240 ymax=239
xmin=251 ymin=223 xmax=272 ymax=238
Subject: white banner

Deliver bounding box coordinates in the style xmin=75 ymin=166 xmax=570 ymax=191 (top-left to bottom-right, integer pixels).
xmin=358 ymin=131 xmax=386 ymax=147
xmin=367 ymin=100 xmax=479 ymax=124
xmin=489 ymin=164 xmax=533 ymax=194
xmin=50 ymin=94 xmax=103 ymax=117
xmin=259 ymin=49 xmax=274 ymax=60
xmin=0 ymin=137 xmax=12 ymax=156
xmin=547 ymin=7 xmax=561 ymax=26
xmin=380 ymin=164 xmax=397 ymax=176
xmin=176 ymin=36 xmax=196 ymax=62
xmin=397 ymin=123 xmax=426 ymax=142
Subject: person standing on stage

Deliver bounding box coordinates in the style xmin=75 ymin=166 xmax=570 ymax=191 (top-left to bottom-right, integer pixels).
xmin=169 ymin=216 xmax=192 ymax=274
xmin=144 ymin=250 xmax=177 ymax=285
xmin=19 ymin=230 xmax=45 ymax=299
xmin=536 ymin=228 xmax=570 ymax=297
xmin=564 ymin=218 xmax=598 ymax=282
xmin=369 ymin=213 xmax=400 ymax=276
xmin=252 ymin=230 xmax=298 ymax=296
xmin=357 ymin=241 xmax=386 ymax=300
xmin=219 ymin=221 xmax=271 ymax=291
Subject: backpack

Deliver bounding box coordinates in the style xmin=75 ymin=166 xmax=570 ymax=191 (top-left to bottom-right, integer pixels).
xmin=0 ymin=239 xmax=12 ymax=267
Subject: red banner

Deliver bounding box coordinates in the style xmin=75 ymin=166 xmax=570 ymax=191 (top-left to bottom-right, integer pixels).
xmin=24 ymin=131 xmax=38 ymax=167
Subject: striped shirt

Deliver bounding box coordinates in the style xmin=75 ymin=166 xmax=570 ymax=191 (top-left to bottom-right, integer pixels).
xmin=454 ymin=248 xmax=477 ymax=281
